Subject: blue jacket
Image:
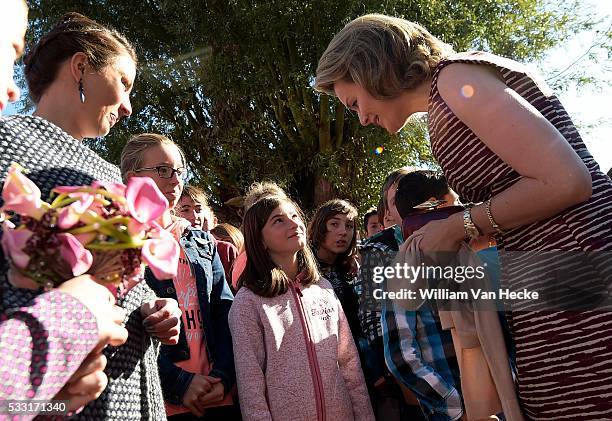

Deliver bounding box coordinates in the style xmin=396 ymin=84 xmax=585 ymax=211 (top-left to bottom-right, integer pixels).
xmin=145 ymin=227 xmax=235 ymax=405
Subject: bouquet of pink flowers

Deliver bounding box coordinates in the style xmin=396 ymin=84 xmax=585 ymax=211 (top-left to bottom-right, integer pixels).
xmin=0 ymin=163 xmax=179 ymax=296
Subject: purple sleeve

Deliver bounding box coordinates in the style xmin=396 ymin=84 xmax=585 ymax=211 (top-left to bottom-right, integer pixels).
xmin=0 ymin=290 xmax=98 ymax=419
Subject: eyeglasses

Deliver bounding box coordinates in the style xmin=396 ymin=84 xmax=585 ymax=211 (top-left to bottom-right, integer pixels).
xmin=134 ymin=165 xmax=187 ymax=180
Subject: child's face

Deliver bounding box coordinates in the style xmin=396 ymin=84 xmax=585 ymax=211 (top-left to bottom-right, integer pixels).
xmin=177 ymin=195 xmax=216 ymax=231
xmin=0 ymin=0 xmax=27 ymax=113
xmin=261 ymin=202 xmax=306 ymax=257
xmin=320 ymin=213 xmax=354 ymax=257
xmin=130 ymin=143 xmax=185 ymax=208
xmin=366 ymin=214 xmax=383 ymax=238
xmin=385 ymin=183 xmax=402 ymax=227
xmin=177 ymin=195 xmax=203 ymax=228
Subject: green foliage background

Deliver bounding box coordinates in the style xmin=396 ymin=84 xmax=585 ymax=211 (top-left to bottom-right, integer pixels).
xmin=23 ymin=0 xmax=593 ymax=222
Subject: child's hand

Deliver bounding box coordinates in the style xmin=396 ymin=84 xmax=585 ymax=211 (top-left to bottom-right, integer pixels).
xmin=198 ymin=377 xmax=225 ymax=405
xmin=183 ymin=374 xmax=218 ymax=416
xmin=140 ymin=298 xmax=181 ymax=345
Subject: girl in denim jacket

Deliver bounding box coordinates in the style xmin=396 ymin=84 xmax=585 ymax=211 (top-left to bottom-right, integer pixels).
xmin=121 ymin=133 xmax=237 ymax=420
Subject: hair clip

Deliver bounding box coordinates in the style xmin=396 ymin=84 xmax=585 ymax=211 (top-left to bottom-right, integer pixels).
xmin=413 ymin=199 xmax=447 ymax=210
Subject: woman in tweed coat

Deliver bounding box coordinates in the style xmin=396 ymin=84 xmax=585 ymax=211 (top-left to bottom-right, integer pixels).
xmin=1 ymin=11 xmax=179 ymax=420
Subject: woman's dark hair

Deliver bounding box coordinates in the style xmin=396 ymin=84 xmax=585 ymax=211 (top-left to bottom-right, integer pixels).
xmin=24 ymin=12 xmax=137 ymax=103
xmin=394 ymin=170 xmax=450 ymax=218
xmin=308 ymin=199 xmax=358 ymax=274
xmin=238 ymin=195 xmax=319 ymax=297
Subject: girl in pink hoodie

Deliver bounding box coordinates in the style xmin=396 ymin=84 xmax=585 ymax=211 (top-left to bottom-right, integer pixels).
xmin=228 ymin=193 xmax=374 ymax=421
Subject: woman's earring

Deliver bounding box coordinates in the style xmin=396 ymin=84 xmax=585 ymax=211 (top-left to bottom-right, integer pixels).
xmin=78 ymin=78 xmax=85 ymax=103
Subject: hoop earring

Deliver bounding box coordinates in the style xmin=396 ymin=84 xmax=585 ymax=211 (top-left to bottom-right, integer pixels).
xmin=78 ymin=78 xmax=85 ymax=103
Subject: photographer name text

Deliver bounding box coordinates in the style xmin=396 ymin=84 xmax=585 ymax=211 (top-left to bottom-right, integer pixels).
xmin=374 ymin=288 xmax=539 ymax=301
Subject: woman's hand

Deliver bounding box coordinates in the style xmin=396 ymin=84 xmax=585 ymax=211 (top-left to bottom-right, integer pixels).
xmin=53 ymin=352 xmax=108 ymax=412
xmin=58 ymin=275 xmax=128 ymax=349
xmin=54 ymin=275 xmax=129 ymax=412
xmin=416 ymin=213 xmax=465 ymax=255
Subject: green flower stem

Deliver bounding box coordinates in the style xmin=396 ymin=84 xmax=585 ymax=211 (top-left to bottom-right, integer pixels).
xmin=91 ymin=188 xmax=126 ymax=204
xmin=50 ymin=193 xmax=68 ymax=208
xmin=51 ymin=197 xmax=79 ymax=209
xmin=69 ymin=215 xmax=137 ymax=243
xmin=50 ymin=187 xmax=126 ymax=207
xmin=87 ymin=240 xmax=145 ymax=251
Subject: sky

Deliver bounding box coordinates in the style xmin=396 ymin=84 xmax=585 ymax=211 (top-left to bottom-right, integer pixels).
xmin=534 ymin=0 xmax=611 ymax=172
xmin=5 ymin=1 xmax=611 ymax=172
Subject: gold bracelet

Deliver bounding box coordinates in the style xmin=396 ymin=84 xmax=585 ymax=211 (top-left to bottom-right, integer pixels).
xmin=485 ymin=198 xmax=504 ymax=234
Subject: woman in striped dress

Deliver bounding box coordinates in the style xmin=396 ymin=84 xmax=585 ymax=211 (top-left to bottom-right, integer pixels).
xmin=314 ymin=13 xmax=612 ymax=420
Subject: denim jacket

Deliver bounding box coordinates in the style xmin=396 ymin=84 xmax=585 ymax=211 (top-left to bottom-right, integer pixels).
xmin=145 ymin=227 xmax=235 ymax=405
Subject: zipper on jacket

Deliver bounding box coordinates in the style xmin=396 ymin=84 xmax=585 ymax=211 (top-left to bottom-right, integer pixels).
xmin=290 ymin=282 xmax=326 ymax=421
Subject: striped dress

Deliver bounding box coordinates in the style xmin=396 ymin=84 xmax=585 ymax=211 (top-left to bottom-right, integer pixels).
xmin=427 ymin=51 xmax=612 ymax=420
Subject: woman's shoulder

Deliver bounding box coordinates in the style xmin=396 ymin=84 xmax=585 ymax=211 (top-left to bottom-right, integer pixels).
xmin=316 ymin=276 xmax=334 ymax=290
xmin=441 ymin=51 xmax=522 ymax=69
xmin=1 ymin=114 xmax=71 ymax=140
xmin=436 ymin=51 xmax=551 ymax=95
xmin=0 ymin=114 xmax=120 ymax=180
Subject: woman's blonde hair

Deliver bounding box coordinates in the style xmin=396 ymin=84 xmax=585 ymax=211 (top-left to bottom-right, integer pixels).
xmin=315 ymin=14 xmax=453 ymax=99
xmin=120 ymin=133 xmax=186 ymax=182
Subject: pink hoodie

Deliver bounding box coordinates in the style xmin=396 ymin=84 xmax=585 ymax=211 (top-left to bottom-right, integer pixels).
xmin=228 ymin=277 xmax=374 ymax=421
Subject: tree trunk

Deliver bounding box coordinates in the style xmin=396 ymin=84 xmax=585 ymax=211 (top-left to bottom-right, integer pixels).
xmin=313 ymin=174 xmax=334 ymax=206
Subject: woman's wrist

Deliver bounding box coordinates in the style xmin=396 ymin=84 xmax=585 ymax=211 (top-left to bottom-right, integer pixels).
xmin=447 ymin=212 xmax=467 ymax=243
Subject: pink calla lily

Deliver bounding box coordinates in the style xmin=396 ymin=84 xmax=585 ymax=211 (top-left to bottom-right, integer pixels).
xmin=57 ymin=194 xmax=95 ymax=229
xmin=53 ymin=186 xmax=85 ymax=194
xmin=92 ymin=180 xmax=127 ymax=197
xmin=127 ymin=219 xmax=146 ymax=237
xmin=1 ymin=164 xmax=45 ymax=219
xmin=126 ymin=177 xmax=168 ymax=224
xmin=141 ymin=231 xmax=179 ymax=280
xmin=57 ymin=233 xmax=93 ymax=276
xmin=74 ymin=232 xmax=97 ymax=246
xmin=1 ymin=221 xmax=33 ymax=269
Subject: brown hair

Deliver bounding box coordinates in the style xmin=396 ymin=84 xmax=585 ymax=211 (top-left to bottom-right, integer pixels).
xmin=181 ymin=185 xmax=209 ymax=208
xmin=315 ymin=14 xmax=453 ymax=99
xmin=307 ymin=199 xmax=358 ymax=274
xmin=238 ymin=195 xmax=319 ymax=297
xmin=24 ymin=12 xmax=137 ymax=103
xmin=120 ymin=133 xmax=186 ymax=182
xmin=243 ymin=181 xmax=288 ymax=213
xmin=211 ymin=223 xmax=245 ymax=252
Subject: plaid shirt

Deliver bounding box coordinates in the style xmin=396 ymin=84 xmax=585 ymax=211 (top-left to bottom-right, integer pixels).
xmin=383 ymin=301 xmax=463 ymax=420
xmin=359 ymin=226 xmax=463 ymax=420
xmin=356 ymin=226 xmax=404 ymax=343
